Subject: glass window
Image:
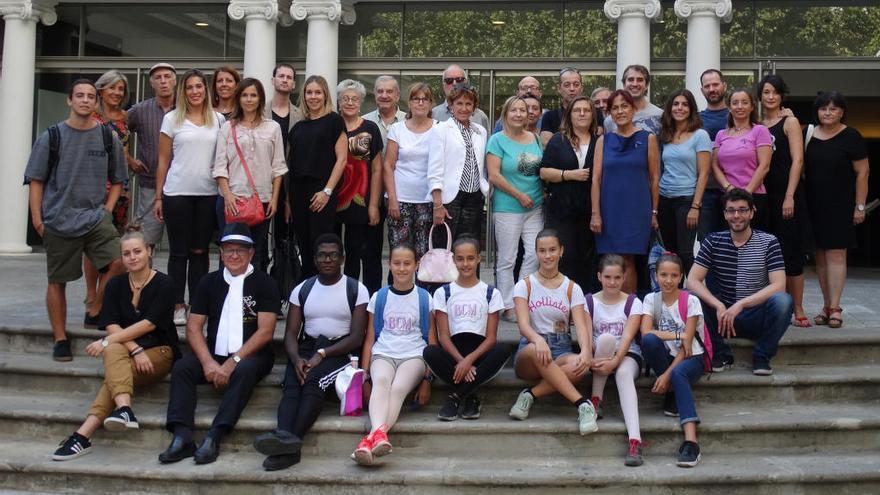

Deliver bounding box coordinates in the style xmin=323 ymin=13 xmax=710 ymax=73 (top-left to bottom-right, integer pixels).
xmin=340 ymin=3 xmax=402 ymax=58
xmin=276 ymin=20 xmax=308 ymax=58
xmin=651 ymin=6 xmax=686 ymax=59
xmin=755 ymin=2 xmax=880 ymax=57
xmin=563 ymin=2 xmax=616 ymax=58
xmin=36 ymin=5 xmax=81 ymax=56
xmin=648 ymin=74 xmax=685 ymax=109
xmin=721 ymin=3 xmax=755 ymax=58
xmin=84 ymin=5 xmax=229 ymax=57
xmin=403 ymin=3 xmax=563 ymax=58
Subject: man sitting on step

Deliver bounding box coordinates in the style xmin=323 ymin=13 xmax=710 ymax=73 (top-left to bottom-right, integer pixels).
xmin=159 ymin=223 xmax=280 ymax=465
xmin=687 ymin=188 xmax=793 ymax=376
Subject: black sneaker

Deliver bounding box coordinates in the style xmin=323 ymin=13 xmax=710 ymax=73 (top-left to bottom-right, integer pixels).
xmin=711 ymin=355 xmax=734 ymax=372
xmin=52 ymin=434 xmax=92 ymax=461
xmin=663 ymin=393 xmax=679 ymax=417
xmin=263 ymin=452 xmax=301 ymax=471
xmin=676 ymin=440 xmax=701 ymax=468
xmin=53 ymin=340 xmax=73 ymax=362
xmin=752 ymin=359 xmax=773 ymax=376
xmin=437 ymin=394 xmax=461 ymax=421
xmin=460 ymin=395 xmax=482 ymax=420
xmin=83 ymin=312 xmax=100 ymax=329
xmin=103 ymin=406 xmax=139 ymax=431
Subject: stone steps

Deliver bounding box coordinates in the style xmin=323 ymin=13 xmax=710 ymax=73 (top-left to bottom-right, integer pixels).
xmin=1 ymin=438 xmax=878 ymax=495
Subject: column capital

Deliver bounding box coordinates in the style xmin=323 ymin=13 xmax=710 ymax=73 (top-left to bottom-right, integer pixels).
xmin=228 ymin=0 xmax=292 ymax=26
xmin=290 ymin=0 xmax=355 ymax=25
xmin=0 ymin=0 xmax=57 ymax=25
xmin=674 ymin=0 xmax=732 ymax=23
xmin=604 ymin=0 xmax=662 ymax=22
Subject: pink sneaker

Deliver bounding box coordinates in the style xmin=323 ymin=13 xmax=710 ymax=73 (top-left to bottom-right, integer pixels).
xmin=369 ymin=427 xmax=392 ymax=457
xmin=352 ymin=434 xmax=373 ymax=466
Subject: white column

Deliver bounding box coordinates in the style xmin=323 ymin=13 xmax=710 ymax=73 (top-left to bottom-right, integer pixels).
xmin=228 ymin=0 xmax=293 ymax=94
xmin=675 ymin=0 xmax=732 ymax=109
xmin=0 ymin=0 xmax=57 ymax=254
xmin=604 ymin=0 xmax=662 ymax=89
xmin=291 ymin=0 xmax=355 ymax=98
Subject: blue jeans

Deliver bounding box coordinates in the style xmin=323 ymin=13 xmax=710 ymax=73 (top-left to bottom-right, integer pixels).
xmin=641 ymin=333 xmax=703 ymax=426
xmin=516 ymin=333 xmax=573 ymax=362
xmin=702 ymin=292 xmax=793 ymax=363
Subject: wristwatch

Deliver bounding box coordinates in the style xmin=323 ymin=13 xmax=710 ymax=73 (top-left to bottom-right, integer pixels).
xmin=322 ymin=187 xmax=333 ymax=196
xmin=316 ymin=348 xmax=326 ymax=358
xmin=101 ymin=338 xmax=109 ymax=348
xmin=232 ymin=354 xmax=242 ymax=364
xmin=856 ymin=203 xmax=866 ymax=212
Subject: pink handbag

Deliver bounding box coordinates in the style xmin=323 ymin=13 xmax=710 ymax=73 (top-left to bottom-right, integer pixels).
xmin=417 ymin=222 xmax=459 ymax=283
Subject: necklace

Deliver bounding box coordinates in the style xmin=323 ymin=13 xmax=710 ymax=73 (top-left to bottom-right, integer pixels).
xmin=129 ymin=270 xmax=153 ymax=291
xmin=538 ymin=270 xmax=560 ymax=281
xmin=732 ymin=124 xmax=751 ymax=133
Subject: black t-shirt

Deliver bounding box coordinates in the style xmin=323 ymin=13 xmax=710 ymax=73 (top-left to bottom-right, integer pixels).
xmin=99 ymin=271 xmax=181 ymax=359
xmin=540 ymin=132 xmax=595 ymax=220
xmin=541 ymin=108 xmax=564 ymax=135
xmin=288 ymin=112 xmax=346 ymax=180
xmin=337 ymin=119 xmax=384 ymax=224
xmin=190 ymin=269 xmax=281 ymax=358
xmin=272 ymin=110 xmax=290 ymax=154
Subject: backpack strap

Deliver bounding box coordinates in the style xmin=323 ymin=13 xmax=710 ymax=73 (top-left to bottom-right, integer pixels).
xmin=624 ymin=293 xmax=636 ymax=317
xmin=345 ymin=276 xmax=359 ymax=313
xmin=372 ymin=286 xmax=391 ymax=339
xmin=296 ymin=276 xmax=318 ymax=341
xmin=485 ymin=284 xmax=495 ymax=305
xmin=442 ymin=283 xmax=451 ymax=303
xmin=677 ymin=290 xmax=690 ymax=322
xmin=566 ymin=279 xmax=574 ymax=304
xmin=586 ymin=293 xmax=594 ymax=316
xmin=524 ymin=276 xmax=532 ymax=301
xmin=47 ymin=124 xmax=61 ymax=181
xmin=417 ymin=287 xmax=431 ymax=342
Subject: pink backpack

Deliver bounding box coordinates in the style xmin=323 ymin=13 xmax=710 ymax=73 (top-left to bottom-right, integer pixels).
xmin=653 ymin=290 xmax=714 ymax=373
xmin=417 ymin=222 xmax=459 ymax=283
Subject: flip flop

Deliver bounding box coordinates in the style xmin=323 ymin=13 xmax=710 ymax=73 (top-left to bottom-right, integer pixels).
xmin=793 ymin=316 xmax=812 ymax=328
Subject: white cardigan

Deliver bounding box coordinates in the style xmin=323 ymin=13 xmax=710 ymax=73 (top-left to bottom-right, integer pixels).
xmin=426 ymin=118 xmax=490 ymax=204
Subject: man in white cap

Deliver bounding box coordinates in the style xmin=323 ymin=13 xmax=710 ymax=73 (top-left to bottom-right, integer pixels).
xmin=159 ymin=222 xmax=280 ymax=465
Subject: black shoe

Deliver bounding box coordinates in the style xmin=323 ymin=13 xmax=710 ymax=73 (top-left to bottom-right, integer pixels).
xmin=663 ymin=393 xmax=679 ymax=417
xmin=752 ymin=359 xmax=773 ymax=376
xmin=711 ymin=355 xmax=734 ymax=372
xmin=53 ymin=340 xmax=73 ymax=362
xmin=263 ymin=452 xmax=301 ymax=471
xmin=103 ymin=406 xmax=139 ymax=431
xmin=253 ymin=429 xmax=303 ymax=456
xmin=52 ymin=434 xmax=91 ymax=461
xmin=677 ymin=440 xmax=701 ymax=468
xmin=83 ymin=312 xmax=100 ymax=329
xmin=437 ymin=395 xmax=461 ymax=421
xmin=460 ymin=395 xmax=482 ymax=420
xmin=158 ymin=436 xmax=196 ymax=464
xmin=194 ymin=437 xmax=220 ymax=464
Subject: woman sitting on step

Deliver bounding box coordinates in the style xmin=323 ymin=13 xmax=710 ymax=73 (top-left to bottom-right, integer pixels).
xmin=52 ymin=226 xmax=180 ymax=461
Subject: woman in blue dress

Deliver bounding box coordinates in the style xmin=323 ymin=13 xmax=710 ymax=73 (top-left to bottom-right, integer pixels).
xmin=590 ymin=89 xmax=660 ymax=294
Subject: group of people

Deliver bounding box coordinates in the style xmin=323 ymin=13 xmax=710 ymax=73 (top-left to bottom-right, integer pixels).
xmin=24 ymin=60 xmax=870 ymax=471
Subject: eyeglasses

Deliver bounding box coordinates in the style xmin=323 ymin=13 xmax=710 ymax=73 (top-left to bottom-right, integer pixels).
xmin=410 ymin=96 xmax=431 ymax=103
xmin=723 ymin=207 xmax=752 ymax=216
xmin=518 ymin=84 xmax=540 ymax=91
xmin=340 ymin=96 xmax=361 ymax=104
xmin=571 ymin=107 xmax=592 ymax=115
xmin=443 ymin=76 xmax=467 ymax=85
xmin=221 ymin=247 xmax=251 ymax=257
xmin=315 ymin=252 xmax=342 ymax=261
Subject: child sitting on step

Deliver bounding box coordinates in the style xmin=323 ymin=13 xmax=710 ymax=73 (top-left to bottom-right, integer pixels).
xmin=352 ymin=244 xmax=436 ymax=465
xmin=423 ymin=237 xmax=510 ymax=421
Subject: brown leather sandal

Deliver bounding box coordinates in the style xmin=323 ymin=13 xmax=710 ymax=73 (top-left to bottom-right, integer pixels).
xmin=827 ymin=307 xmax=843 ymax=329
xmin=813 ymin=306 xmax=831 ymax=326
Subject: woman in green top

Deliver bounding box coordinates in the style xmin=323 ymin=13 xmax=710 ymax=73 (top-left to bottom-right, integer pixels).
xmin=487 ymin=95 xmax=544 ymax=321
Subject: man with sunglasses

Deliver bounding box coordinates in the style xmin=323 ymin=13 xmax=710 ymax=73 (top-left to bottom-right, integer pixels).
xmin=159 ymin=223 xmax=280 ymax=465
xmin=431 ymin=64 xmax=490 ymax=130
xmin=686 ymin=188 xmax=792 ymax=376
xmin=539 ymin=66 xmax=585 ymax=145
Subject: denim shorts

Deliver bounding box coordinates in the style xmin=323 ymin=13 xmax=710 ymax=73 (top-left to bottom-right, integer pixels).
xmin=515 ymin=333 xmax=574 ymax=362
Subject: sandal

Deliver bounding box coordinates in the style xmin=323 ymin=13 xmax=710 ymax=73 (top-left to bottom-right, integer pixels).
xmin=827 ymin=307 xmax=843 ymax=329
xmin=793 ymin=316 xmax=812 ymax=328
xmin=813 ymin=307 xmax=831 ymax=326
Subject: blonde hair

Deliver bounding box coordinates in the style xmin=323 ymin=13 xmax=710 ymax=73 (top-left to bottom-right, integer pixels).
xmin=499 ymin=95 xmax=528 ymax=134
xmin=298 ymin=75 xmax=334 ymax=119
xmin=172 ymin=69 xmax=216 ymax=128
xmin=94 ymin=70 xmax=130 ymax=116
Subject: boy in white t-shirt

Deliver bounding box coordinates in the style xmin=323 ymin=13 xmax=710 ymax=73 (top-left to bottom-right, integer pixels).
xmin=423 ymin=238 xmax=510 ymax=421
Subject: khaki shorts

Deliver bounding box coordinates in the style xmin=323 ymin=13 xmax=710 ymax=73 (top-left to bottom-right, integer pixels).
xmin=44 ymin=213 xmax=121 ymax=283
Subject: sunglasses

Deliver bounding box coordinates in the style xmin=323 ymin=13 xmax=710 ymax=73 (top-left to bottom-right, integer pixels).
xmin=444 ymin=76 xmax=467 ymax=85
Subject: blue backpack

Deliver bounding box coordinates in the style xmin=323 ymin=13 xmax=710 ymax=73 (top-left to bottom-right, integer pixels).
xmin=372 ymin=286 xmax=431 ymax=343
xmin=441 ymin=283 xmax=496 ymax=307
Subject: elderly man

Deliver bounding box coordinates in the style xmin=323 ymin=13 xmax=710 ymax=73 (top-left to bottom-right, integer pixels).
xmin=431 ymin=64 xmax=490 ymax=129
xmin=540 ymin=67 xmax=584 ymax=144
xmin=159 ymin=223 xmax=280 ymax=465
xmin=362 ymin=75 xmax=407 ymax=151
xmin=492 ymin=76 xmax=544 ymax=134
xmin=603 ymin=64 xmax=663 ymax=134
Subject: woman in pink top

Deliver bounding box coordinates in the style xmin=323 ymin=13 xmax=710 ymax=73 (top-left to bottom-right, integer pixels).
xmin=711 ymin=89 xmax=773 ymax=230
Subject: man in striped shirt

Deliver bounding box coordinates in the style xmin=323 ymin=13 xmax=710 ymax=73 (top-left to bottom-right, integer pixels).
xmin=687 ymin=188 xmax=793 ymax=375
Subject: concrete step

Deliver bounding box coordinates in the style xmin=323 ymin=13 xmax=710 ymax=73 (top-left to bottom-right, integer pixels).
xmin=2 ymin=322 xmax=879 ymax=367
xmin=0 ymin=437 xmax=877 ymax=494
xmin=2 ymin=349 xmax=879 ymax=409
xmin=1 ymin=390 xmax=878 ymax=459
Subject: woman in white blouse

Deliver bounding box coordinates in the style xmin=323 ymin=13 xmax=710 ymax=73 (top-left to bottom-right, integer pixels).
xmin=213 ymin=77 xmax=287 ymax=271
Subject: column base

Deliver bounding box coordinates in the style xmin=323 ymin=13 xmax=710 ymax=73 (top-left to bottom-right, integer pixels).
xmin=0 ymin=242 xmax=34 ymax=255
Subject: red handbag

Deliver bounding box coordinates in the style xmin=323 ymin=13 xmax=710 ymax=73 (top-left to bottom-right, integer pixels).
xmin=224 ymin=124 xmax=266 ymax=227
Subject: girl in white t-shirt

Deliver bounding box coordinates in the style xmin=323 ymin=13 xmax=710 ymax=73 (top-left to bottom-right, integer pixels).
xmin=508 ymin=229 xmax=598 ymax=435
xmin=423 ymin=237 xmax=509 ymax=421
xmin=639 ymin=252 xmax=706 ymax=468
xmin=587 ymin=254 xmax=644 ymax=467
xmin=353 ymin=244 xmax=436 ymax=465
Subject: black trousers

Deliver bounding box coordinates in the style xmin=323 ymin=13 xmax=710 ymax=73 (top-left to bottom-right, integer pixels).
xmin=423 ymin=333 xmax=511 ymax=398
xmin=441 ymin=190 xmax=485 ymax=243
xmin=546 ymin=215 xmax=597 ymax=293
xmin=291 ymin=178 xmax=337 ymax=282
xmin=361 ymin=205 xmax=386 ymax=294
xmin=658 ymin=195 xmax=698 ymax=276
xmin=162 ymin=194 xmax=215 ymax=304
xmin=276 ymin=336 xmax=350 ymax=438
xmin=165 ymin=351 xmax=274 ymax=433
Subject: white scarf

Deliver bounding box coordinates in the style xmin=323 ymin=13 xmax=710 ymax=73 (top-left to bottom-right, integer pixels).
xmin=215 ymin=264 xmax=254 ymax=357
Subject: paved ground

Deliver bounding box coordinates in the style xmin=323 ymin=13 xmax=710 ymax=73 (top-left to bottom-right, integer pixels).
xmin=1 ymin=251 xmax=879 ymax=330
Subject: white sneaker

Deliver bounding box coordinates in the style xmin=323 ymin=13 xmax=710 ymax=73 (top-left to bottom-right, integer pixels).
xmin=173 ymin=306 xmax=187 ymax=326
xmin=577 ymin=401 xmax=598 ymax=435
xmin=508 ymin=389 xmax=534 ymax=420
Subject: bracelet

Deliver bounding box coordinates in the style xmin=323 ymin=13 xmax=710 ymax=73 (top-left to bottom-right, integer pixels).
xmin=651 ymin=209 xmax=658 ymax=215
xmin=561 ymin=170 xmax=565 ymax=181
xmin=691 ymin=203 xmax=701 ymax=210
xmin=130 ymin=347 xmax=145 ymax=357
xmin=433 ymin=204 xmax=444 ymax=210
xmin=674 ymin=331 xmax=681 ymax=342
